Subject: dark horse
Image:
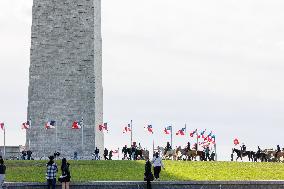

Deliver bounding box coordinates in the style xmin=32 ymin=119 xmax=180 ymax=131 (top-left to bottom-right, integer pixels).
xmin=253 ymin=152 xmax=268 ymax=162
xmin=232 ymin=148 xmax=253 ymax=161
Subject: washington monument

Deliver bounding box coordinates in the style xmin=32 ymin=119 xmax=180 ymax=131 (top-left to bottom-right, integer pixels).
xmin=27 ymin=0 xmax=103 ymax=158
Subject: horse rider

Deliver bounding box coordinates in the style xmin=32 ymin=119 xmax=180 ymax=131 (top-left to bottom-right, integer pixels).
xmin=193 ymin=143 xmax=198 ymax=150
xmin=165 ymin=142 xmax=172 ymax=154
xmin=137 ymin=143 xmax=142 ymax=150
xmin=186 ymin=142 xmax=191 ymax=152
xmin=257 ymin=146 xmax=261 ymax=154
xmin=275 ymin=145 xmax=281 ymax=158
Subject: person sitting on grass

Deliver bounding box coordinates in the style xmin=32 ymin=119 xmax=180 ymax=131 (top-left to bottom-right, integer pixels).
xmin=46 ymin=156 xmax=58 ymax=189
xmin=151 ymin=152 xmax=165 ymax=181
xmin=0 ymin=158 xmax=6 ymax=189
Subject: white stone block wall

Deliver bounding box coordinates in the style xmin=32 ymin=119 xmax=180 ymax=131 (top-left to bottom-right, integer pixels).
xmin=27 ymin=0 xmax=103 ymax=158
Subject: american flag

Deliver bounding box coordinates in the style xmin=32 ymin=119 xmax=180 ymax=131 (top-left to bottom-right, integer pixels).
xmin=145 ymin=125 xmax=153 ymax=134
xmin=0 ymin=123 xmax=4 ymax=130
xmin=72 ymin=121 xmax=82 ymax=129
xmin=22 ymin=121 xmax=30 ymax=130
xmin=164 ymin=126 xmax=172 ymax=134
xmin=45 ymin=121 xmax=56 ymax=129
xmin=123 ymin=124 xmax=131 ymax=133
xmin=190 ymin=129 xmax=198 ymax=137
xmin=99 ymin=123 xmax=108 ymax=132
xmin=176 ymin=127 xmax=186 ymax=136
xmin=198 ymin=129 xmax=206 ymax=138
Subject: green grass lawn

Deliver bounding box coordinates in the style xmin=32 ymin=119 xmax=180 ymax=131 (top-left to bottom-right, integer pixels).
xmin=4 ymin=160 xmax=284 ymax=182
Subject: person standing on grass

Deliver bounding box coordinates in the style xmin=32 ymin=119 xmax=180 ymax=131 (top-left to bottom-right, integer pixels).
xmin=109 ymin=150 xmax=113 ymax=160
xmin=94 ymin=147 xmax=100 ymax=160
xmin=60 ymin=158 xmax=71 ymax=189
xmin=151 ymin=152 xmax=165 ymax=181
xmin=205 ymin=146 xmax=210 ymax=161
xmin=46 ymin=156 xmax=58 ymax=189
xmin=104 ymin=148 xmax=108 ymax=160
xmin=0 ymin=158 xmax=6 ymax=189
xmin=144 ymin=158 xmax=154 ymax=189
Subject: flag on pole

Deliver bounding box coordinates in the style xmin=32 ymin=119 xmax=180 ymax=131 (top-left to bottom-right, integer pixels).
xmin=204 ymin=131 xmax=212 ymax=141
xmin=176 ymin=127 xmax=186 ymax=135
xmin=123 ymin=124 xmax=131 ymax=133
xmin=144 ymin=125 xmax=153 ymax=134
xmin=198 ymin=129 xmax=206 ymax=138
xmin=164 ymin=126 xmax=172 ymax=134
xmin=112 ymin=149 xmax=119 ymax=154
xmin=99 ymin=123 xmax=108 ymax=132
xmin=22 ymin=121 xmax=30 ymax=130
xmin=45 ymin=121 xmax=56 ymax=129
xmin=72 ymin=121 xmax=82 ymax=129
xmin=0 ymin=123 xmax=4 ymax=130
xmin=234 ymin=138 xmax=239 ymax=146
xmin=190 ymin=129 xmax=197 ymax=137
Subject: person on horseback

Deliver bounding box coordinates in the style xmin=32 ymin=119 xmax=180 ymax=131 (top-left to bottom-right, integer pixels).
xmin=193 ymin=143 xmax=197 ymax=150
xmin=186 ymin=142 xmax=191 ymax=152
xmin=165 ymin=142 xmax=172 ymax=154
xmin=138 ymin=143 xmax=142 ymax=150
xmin=240 ymin=143 xmax=246 ymax=158
xmin=241 ymin=143 xmax=246 ymax=152
xmin=257 ymin=146 xmax=261 ymax=154
xmin=275 ymin=145 xmax=281 ymax=158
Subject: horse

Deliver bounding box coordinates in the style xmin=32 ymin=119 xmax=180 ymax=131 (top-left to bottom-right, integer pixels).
xmin=269 ymin=150 xmax=284 ymax=162
xmin=175 ymin=146 xmax=189 ymax=160
xmin=253 ymin=151 xmax=268 ymax=162
xmin=157 ymin=146 xmax=177 ymax=160
xmin=232 ymin=148 xmax=253 ymax=161
xmin=142 ymin=149 xmax=150 ymax=160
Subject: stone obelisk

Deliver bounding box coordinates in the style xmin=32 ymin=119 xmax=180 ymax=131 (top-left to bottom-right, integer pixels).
xmin=27 ymin=0 xmax=103 ymax=158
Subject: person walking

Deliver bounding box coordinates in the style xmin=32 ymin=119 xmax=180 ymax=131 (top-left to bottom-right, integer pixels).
xmin=205 ymin=147 xmax=210 ymax=161
xmin=144 ymin=159 xmax=154 ymax=189
xmin=0 ymin=158 xmax=6 ymax=189
xmin=109 ymin=150 xmax=113 ymax=160
xmin=94 ymin=147 xmax=100 ymax=160
xmin=103 ymin=148 xmax=108 ymax=160
xmin=60 ymin=158 xmax=71 ymax=189
xmin=27 ymin=150 xmax=32 ymax=160
xmin=46 ymin=156 xmax=58 ymax=189
xmin=151 ymin=152 xmax=165 ymax=181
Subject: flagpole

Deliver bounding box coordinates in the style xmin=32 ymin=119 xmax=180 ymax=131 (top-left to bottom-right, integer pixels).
xmin=170 ymin=125 xmax=173 ymax=148
xmin=3 ymin=127 xmax=6 ymax=157
xmin=196 ymin=130 xmax=199 ymax=151
xmin=81 ymin=117 xmax=84 ymax=154
xmin=118 ymin=147 xmax=120 ymax=160
xmin=55 ymin=121 xmax=58 ymax=152
xmin=214 ymin=139 xmax=217 ymax=161
xmin=130 ymin=120 xmax=133 ymax=146
xmin=28 ymin=118 xmax=31 ymax=150
xmin=153 ymin=139 xmax=155 ymax=157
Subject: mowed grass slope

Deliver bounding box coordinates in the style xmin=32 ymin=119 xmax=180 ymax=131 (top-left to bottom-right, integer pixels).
xmin=5 ymin=160 xmax=284 ymax=182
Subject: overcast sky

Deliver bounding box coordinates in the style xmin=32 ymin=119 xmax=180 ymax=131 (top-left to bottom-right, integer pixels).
xmin=1 ymin=0 xmax=284 ymax=160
